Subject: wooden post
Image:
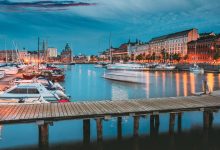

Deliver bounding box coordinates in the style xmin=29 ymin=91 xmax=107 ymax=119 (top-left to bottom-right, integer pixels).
xmin=96 ymin=118 xmax=103 ymax=142
xmin=203 ymin=111 xmax=210 ymax=129
xmin=150 ymin=115 xmax=155 ymax=136
xmin=83 ymin=119 xmax=90 ymax=144
xmin=169 ymin=113 xmax=175 ymax=135
xmin=38 ymin=123 xmax=49 ymax=148
xmin=203 ymin=80 xmax=207 ymax=94
xmin=117 ymin=117 xmax=122 ymax=140
xmin=154 ymin=114 xmax=160 ymax=134
xmin=177 ymin=113 xmax=182 ymax=133
xmin=133 ymin=116 xmax=140 ymax=137
xmin=209 ymin=112 xmax=213 ymax=128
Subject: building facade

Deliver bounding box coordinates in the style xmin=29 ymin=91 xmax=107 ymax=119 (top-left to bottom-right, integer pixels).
xmin=61 ymin=43 xmax=72 ymax=63
xmin=148 ymin=28 xmax=199 ymax=56
xmin=187 ymin=34 xmax=220 ymax=63
xmin=47 ymin=47 xmax=58 ymax=58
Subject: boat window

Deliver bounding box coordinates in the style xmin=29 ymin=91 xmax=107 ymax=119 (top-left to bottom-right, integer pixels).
xmin=8 ymin=88 xmax=39 ymax=94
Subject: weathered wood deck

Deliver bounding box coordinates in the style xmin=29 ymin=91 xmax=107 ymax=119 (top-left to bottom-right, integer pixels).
xmin=1 ymin=91 xmax=220 ymax=147
xmin=0 ymin=91 xmax=220 ymax=125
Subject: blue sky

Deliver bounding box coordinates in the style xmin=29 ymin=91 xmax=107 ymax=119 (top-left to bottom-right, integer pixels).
xmin=0 ymin=0 xmax=220 ymax=55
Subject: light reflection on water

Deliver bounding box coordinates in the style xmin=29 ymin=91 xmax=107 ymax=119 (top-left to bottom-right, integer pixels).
xmin=1 ymin=64 xmax=220 ymax=149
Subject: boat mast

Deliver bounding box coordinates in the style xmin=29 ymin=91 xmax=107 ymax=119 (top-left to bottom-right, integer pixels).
xmin=38 ymin=37 xmax=40 ymax=70
xmin=5 ymin=39 xmax=7 ymax=64
xmin=195 ymin=41 xmax=197 ymax=63
xmin=109 ymin=32 xmax=113 ymax=64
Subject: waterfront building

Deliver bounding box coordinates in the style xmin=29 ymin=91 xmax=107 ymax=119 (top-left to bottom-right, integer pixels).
xmin=128 ymin=43 xmax=150 ymax=60
xmin=61 ymin=43 xmax=72 ymax=63
xmin=47 ymin=47 xmax=58 ymax=58
xmin=148 ymin=28 xmax=199 ymax=57
xmin=187 ymin=34 xmax=220 ymax=63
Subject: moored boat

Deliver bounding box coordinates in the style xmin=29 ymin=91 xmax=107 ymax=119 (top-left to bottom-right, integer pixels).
xmin=190 ymin=64 xmax=204 ymax=74
xmin=0 ymin=66 xmax=18 ymax=75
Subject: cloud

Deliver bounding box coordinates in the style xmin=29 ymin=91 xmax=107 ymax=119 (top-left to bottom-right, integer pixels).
xmin=0 ymin=0 xmax=96 ymax=12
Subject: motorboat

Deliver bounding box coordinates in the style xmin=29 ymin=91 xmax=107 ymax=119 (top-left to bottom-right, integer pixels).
xmin=0 ymin=96 xmax=48 ymax=104
xmin=190 ymin=64 xmax=204 ymax=74
xmin=0 ymin=70 xmax=5 ymax=79
xmin=0 ymin=83 xmax=68 ymax=103
xmin=107 ymin=63 xmax=149 ymax=71
xmin=0 ymin=66 xmax=18 ymax=75
xmin=14 ymin=77 xmax=65 ymax=91
xmin=41 ymin=70 xmax=65 ymax=82
xmin=103 ymin=71 xmax=146 ymax=83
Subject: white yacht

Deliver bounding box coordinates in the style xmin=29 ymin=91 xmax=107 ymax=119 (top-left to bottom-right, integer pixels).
xmin=107 ymin=63 xmax=149 ymax=71
xmin=0 ymin=83 xmax=60 ymax=103
xmin=0 ymin=66 xmax=18 ymax=75
xmin=190 ymin=64 xmax=204 ymax=74
xmin=103 ymin=71 xmax=146 ymax=83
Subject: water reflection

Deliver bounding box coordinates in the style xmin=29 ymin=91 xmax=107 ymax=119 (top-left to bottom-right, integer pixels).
xmin=2 ymin=65 xmax=220 ymax=149
xmin=190 ymin=73 xmax=196 ymax=94
xmin=183 ymin=73 xmax=188 ymax=96
xmin=175 ymin=73 xmax=180 ymax=96
xmin=207 ymin=73 xmax=214 ymax=92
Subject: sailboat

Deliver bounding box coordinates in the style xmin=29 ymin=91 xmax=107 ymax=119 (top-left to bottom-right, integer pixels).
xmin=189 ymin=41 xmax=204 ymax=74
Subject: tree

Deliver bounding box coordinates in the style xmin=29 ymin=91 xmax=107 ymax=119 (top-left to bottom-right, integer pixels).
xmin=136 ymin=54 xmax=143 ymax=61
xmin=213 ymin=52 xmax=220 ymax=60
xmin=173 ymin=53 xmax=181 ymax=62
xmin=183 ymin=54 xmax=188 ymax=60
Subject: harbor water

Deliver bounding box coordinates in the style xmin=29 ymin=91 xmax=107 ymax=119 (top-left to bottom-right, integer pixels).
xmin=1 ymin=64 xmax=220 ymax=150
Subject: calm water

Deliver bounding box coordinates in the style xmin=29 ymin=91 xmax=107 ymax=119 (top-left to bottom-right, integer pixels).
xmin=1 ymin=64 xmax=220 ymax=150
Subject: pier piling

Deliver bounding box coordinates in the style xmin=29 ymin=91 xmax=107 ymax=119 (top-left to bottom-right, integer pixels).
xmin=117 ymin=117 xmax=122 ymax=139
xmin=150 ymin=115 xmax=155 ymax=136
xmin=38 ymin=123 xmax=49 ymax=148
xmin=177 ymin=112 xmax=182 ymax=133
xmin=154 ymin=114 xmax=160 ymax=134
xmin=169 ymin=113 xmax=176 ymax=135
xmin=83 ymin=119 xmax=90 ymax=144
xmin=96 ymin=118 xmax=103 ymax=142
xmin=133 ymin=116 xmax=140 ymax=137
xmin=203 ymin=111 xmax=213 ymax=129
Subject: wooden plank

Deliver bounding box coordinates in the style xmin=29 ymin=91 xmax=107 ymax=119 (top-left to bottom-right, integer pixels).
xmin=5 ymin=105 xmax=23 ymax=121
xmin=0 ymin=105 xmax=17 ymax=121
xmin=14 ymin=105 xmax=27 ymax=120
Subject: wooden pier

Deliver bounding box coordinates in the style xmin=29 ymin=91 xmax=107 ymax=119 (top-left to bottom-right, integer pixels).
xmin=0 ymin=91 xmax=220 ymax=147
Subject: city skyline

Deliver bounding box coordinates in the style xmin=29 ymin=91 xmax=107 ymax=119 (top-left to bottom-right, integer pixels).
xmin=0 ymin=0 xmax=220 ymax=55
